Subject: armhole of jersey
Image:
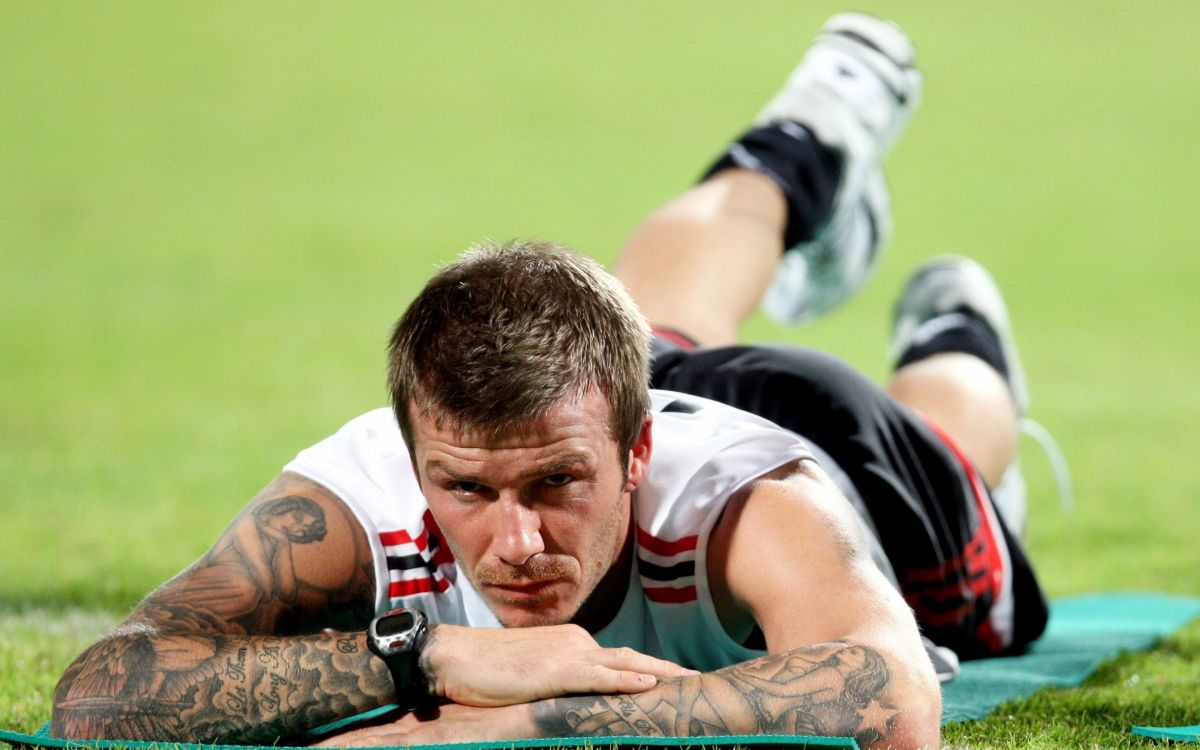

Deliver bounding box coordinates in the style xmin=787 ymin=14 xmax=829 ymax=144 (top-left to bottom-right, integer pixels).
xmin=285 ymin=459 xmax=390 ymax=616
xmin=692 ymin=447 xmax=813 ymax=663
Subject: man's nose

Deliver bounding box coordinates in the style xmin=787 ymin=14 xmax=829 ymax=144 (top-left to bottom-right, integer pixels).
xmin=492 ymin=495 xmax=544 ymax=566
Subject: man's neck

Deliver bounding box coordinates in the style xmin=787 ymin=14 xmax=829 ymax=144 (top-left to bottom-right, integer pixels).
xmin=569 ymin=514 xmax=634 ymax=633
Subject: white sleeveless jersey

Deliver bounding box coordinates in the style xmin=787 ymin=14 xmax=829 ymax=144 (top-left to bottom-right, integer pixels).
xmin=284 ymin=390 xmax=814 ymax=671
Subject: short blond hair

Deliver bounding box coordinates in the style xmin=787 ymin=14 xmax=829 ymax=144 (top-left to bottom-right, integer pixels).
xmin=388 ymin=240 xmax=652 ymax=459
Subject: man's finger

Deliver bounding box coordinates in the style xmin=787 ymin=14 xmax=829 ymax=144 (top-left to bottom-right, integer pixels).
xmin=607 ymin=669 xmax=662 ymax=694
xmin=557 ymin=664 xmax=658 ymax=695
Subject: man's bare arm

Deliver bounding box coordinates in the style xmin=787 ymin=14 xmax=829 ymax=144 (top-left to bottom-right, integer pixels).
xmin=699 ymin=460 xmax=940 ymax=748
xmin=320 ymin=640 xmax=923 ymax=749
xmin=51 ymin=472 xmax=391 ymax=744
xmin=528 ymin=641 xmax=905 ymax=746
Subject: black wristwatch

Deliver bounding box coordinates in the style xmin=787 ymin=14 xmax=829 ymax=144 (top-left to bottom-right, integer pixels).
xmin=367 ymin=608 xmax=432 ymax=707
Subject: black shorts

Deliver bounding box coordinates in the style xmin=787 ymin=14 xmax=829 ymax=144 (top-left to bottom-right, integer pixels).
xmin=650 ymin=336 xmax=1048 ymax=658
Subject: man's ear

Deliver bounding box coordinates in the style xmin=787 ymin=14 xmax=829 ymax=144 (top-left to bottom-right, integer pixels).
xmin=623 ymin=413 xmax=653 ymax=493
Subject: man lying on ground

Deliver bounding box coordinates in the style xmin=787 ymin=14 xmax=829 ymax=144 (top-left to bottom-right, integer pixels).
xmin=52 ymin=13 xmax=1048 ymax=750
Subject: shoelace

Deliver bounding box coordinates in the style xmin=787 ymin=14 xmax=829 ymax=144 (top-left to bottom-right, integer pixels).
xmin=1019 ymin=417 xmax=1074 ymax=513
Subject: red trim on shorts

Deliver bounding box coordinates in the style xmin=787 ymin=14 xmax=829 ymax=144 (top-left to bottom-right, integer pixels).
xmin=651 ymin=326 xmax=699 ymax=351
xmin=902 ymin=419 xmax=1009 ymax=653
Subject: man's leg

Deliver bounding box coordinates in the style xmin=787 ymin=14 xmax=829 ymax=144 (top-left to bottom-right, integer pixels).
xmin=614 ymin=12 xmax=922 ymax=346
xmin=628 ymin=16 xmax=1046 ymax=656
xmin=886 ymin=257 xmax=1031 ymax=531
xmin=614 ymin=170 xmax=786 ymax=347
xmin=887 ymin=353 xmax=1017 ymax=489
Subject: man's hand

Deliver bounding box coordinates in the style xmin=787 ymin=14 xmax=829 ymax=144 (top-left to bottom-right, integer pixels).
xmin=421 ymin=623 xmax=697 ymax=706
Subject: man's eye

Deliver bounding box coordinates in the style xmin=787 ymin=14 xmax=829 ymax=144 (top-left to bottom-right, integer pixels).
xmin=542 ymin=474 xmax=573 ymax=487
xmin=453 ymin=481 xmax=483 ymax=494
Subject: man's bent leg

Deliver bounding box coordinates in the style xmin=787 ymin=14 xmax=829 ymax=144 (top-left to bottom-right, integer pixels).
xmin=615 ymin=13 xmax=921 ymax=345
xmin=887 ymin=256 xmax=1032 ymax=534
xmin=888 ymin=353 xmax=1017 ymax=489
xmin=650 ymin=342 xmax=1049 ymax=658
xmin=614 ymin=170 xmax=787 ymax=347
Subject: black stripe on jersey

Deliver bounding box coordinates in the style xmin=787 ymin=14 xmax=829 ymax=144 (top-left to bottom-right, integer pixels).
xmin=637 ymin=558 xmax=696 ymax=582
xmin=659 ymin=398 xmax=701 ymax=414
xmin=386 ymin=553 xmax=430 ymax=571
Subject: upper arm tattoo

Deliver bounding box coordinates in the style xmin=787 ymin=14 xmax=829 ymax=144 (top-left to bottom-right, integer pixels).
xmin=134 ymin=474 xmax=375 ymax=635
xmin=530 ymin=643 xmax=901 ymax=747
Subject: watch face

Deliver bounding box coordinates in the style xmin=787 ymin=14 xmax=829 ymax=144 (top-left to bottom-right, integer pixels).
xmin=376 ymin=611 xmax=416 ymax=637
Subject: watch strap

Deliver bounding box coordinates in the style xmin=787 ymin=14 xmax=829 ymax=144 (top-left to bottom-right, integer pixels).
xmin=367 ymin=618 xmax=432 ymax=708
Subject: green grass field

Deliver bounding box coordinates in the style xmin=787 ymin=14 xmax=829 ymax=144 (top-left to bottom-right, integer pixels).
xmin=3 ymin=1 xmax=1198 ymax=747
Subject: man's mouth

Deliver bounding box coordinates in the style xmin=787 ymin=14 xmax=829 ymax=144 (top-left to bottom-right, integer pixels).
xmin=486 ymin=579 xmax=560 ymax=600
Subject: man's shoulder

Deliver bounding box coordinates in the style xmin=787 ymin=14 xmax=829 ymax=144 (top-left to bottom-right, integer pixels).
xmin=284 ymin=407 xmax=425 ymax=530
xmin=638 ymin=389 xmax=814 ymax=538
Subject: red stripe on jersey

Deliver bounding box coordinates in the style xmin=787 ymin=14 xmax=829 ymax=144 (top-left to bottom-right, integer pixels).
xmin=380 ymin=527 xmax=431 ymax=552
xmin=379 ymin=529 xmax=410 ymax=547
xmin=411 ymin=527 xmax=429 ymax=552
xmin=423 ymin=510 xmax=456 ymax=566
xmin=379 ymin=529 xmax=427 ymax=551
xmin=389 ymin=576 xmax=450 ymax=598
xmin=390 ymin=577 xmax=432 ymax=597
xmin=644 ymin=585 xmax=698 ymax=604
xmin=636 ymin=526 xmax=698 ymax=557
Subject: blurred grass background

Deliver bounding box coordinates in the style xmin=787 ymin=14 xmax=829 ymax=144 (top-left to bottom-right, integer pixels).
xmin=2 ymin=1 xmax=1198 ymax=744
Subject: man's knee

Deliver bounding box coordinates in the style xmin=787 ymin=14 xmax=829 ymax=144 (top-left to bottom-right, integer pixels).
xmin=888 ymin=352 xmax=1018 ymax=487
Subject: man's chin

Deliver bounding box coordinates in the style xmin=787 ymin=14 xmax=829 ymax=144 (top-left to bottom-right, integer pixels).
xmin=487 ymin=596 xmax=579 ymax=628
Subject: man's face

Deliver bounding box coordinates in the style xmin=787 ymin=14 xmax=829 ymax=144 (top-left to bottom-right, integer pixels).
xmin=410 ymin=389 xmax=651 ymax=628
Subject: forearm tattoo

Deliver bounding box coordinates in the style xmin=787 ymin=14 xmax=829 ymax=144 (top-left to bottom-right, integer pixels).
xmin=530 ymin=643 xmax=901 ymax=747
xmin=53 ymin=631 xmax=392 ymax=744
xmin=52 ymin=476 xmax=384 ymax=743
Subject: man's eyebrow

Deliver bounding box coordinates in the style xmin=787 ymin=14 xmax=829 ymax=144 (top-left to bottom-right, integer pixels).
xmin=526 ymin=453 xmax=593 ymax=478
xmin=424 ymin=461 xmax=477 ymax=482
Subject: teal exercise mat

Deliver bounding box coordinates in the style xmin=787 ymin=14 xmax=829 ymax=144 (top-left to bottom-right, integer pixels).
xmin=941 ymin=592 xmax=1200 ymax=724
xmin=1132 ymin=725 xmax=1200 ymax=743
xmin=0 ymin=723 xmax=857 ymax=750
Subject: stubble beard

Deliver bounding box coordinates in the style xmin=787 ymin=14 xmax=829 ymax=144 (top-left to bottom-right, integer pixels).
xmin=452 ymin=492 xmax=630 ymax=629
